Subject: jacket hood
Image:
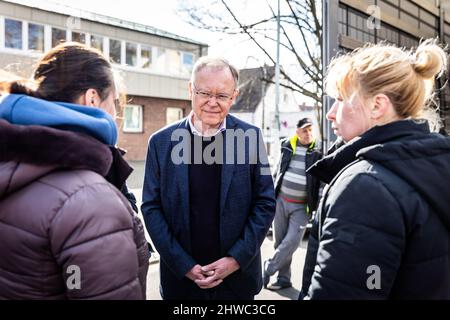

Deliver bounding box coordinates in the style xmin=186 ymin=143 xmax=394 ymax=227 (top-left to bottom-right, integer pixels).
xmin=360 ymin=127 xmax=450 ymax=230
xmin=309 ymin=119 xmax=450 ymax=229
xmin=0 ymin=94 xmax=117 ymax=145
xmin=0 ymin=120 xmax=132 ymax=198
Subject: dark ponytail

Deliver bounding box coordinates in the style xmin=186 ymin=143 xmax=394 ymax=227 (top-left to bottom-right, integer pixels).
xmin=8 ymin=80 xmax=40 ymax=98
xmin=0 ymin=71 xmax=36 ymax=96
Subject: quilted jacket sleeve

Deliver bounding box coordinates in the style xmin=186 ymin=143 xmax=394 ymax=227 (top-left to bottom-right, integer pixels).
xmin=49 ymin=180 xmax=144 ymax=299
xmin=307 ymin=173 xmax=406 ymax=299
xmin=121 ymin=183 xmax=151 ymax=297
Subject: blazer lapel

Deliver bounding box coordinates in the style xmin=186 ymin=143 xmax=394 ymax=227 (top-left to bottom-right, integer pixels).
xmin=171 ymin=118 xmax=191 ymax=233
xmin=220 ymin=116 xmax=236 ymax=215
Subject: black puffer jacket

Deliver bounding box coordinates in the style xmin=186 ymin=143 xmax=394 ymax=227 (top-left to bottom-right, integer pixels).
xmin=300 ymin=119 xmax=450 ymax=299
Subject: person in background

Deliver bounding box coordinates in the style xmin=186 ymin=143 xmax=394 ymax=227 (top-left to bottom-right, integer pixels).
xmin=263 ymin=117 xmax=322 ymax=290
xmin=300 ymin=39 xmax=450 ymax=299
xmin=0 ymin=42 xmax=149 ymax=299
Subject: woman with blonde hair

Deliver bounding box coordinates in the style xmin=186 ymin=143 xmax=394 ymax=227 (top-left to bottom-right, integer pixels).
xmin=300 ymin=39 xmax=450 ymax=299
xmin=0 ymin=42 xmax=149 ymax=299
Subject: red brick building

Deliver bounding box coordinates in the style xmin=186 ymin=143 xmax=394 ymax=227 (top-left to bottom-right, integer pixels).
xmin=118 ymin=96 xmax=191 ymax=160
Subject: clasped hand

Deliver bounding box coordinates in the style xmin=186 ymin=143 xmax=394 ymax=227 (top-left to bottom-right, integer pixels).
xmin=185 ymin=257 xmax=240 ymax=289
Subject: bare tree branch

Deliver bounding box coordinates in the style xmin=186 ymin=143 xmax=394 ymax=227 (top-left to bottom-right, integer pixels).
xmin=285 ymin=0 xmax=320 ymax=72
xmin=265 ymin=79 xmax=320 ymax=102
xmin=264 ymin=0 xmax=319 ymax=83
xmin=178 ymin=0 xmax=323 ymax=104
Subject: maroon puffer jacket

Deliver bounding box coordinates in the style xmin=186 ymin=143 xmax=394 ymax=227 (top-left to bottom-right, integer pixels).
xmin=0 ymin=120 xmax=149 ymax=299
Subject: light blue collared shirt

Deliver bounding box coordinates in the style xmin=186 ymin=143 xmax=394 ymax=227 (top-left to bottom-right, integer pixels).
xmin=188 ymin=111 xmax=227 ymax=137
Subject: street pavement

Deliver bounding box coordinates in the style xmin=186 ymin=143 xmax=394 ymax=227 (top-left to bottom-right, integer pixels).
xmin=145 ymin=235 xmax=307 ymax=300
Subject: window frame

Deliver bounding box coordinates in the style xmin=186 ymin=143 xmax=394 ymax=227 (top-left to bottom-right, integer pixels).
xmin=140 ymin=44 xmax=153 ymax=69
xmin=125 ymin=41 xmax=138 ymax=67
xmin=166 ymin=107 xmax=184 ymax=125
xmin=123 ymin=104 xmax=144 ymax=133
xmin=28 ymin=22 xmax=45 ymax=52
xmin=109 ymin=38 xmax=122 ymax=65
xmin=4 ymin=17 xmax=23 ymax=50
xmin=0 ymin=15 xmax=196 ymax=79
xmin=71 ymin=31 xmax=87 ymax=44
xmin=51 ymin=26 xmax=67 ymax=48
xmin=90 ymin=33 xmax=104 ymax=53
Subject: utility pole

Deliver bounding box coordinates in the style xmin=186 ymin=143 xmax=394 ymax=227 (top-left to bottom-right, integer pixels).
xmin=245 ymin=55 xmax=267 ymax=139
xmin=322 ymin=0 xmax=339 ymax=153
xmin=261 ymin=64 xmax=267 ymax=142
xmin=438 ymin=0 xmax=449 ymax=132
xmin=274 ymin=0 xmax=281 ymax=141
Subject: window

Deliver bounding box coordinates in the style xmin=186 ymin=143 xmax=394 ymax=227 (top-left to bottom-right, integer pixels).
xmin=72 ymin=31 xmax=86 ymax=44
xmin=52 ymin=27 xmax=66 ymax=47
xmin=140 ymin=45 xmax=152 ymax=69
xmin=123 ymin=104 xmax=143 ymax=133
xmin=377 ymin=23 xmax=399 ymax=44
xmin=109 ymin=39 xmax=121 ymax=64
xmin=5 ymin=19 xmax=22 ymax=49
xmin=28 ymin=23 xmax=44 ymax=52
xmin=181 ymin=52 xmax=194 ymax=74
xmin=91 ymin=35 xmax=103 ymax=51
xmin=182 ymin=52 xmax=193 ymax=66
xmin=399 ymin=33 xmax=419 ymax=49
xmin=155 ymin=48 xmax=166 ymax=72
xmin=347 ymin=9 xmax=374 ymax=43
xmin=338 ymin=5 xmax=347 ymax=36
xmin=166 ymin=50 xmax=181 ymax=74
xmin=166 ymin=107 xmax=183 ymax=125
xmin=126 ymin=42 xmax=137 ymax=66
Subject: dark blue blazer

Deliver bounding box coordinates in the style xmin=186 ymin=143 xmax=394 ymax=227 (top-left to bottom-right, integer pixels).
xmin=141 ymin=114 xmax=275 ymax=299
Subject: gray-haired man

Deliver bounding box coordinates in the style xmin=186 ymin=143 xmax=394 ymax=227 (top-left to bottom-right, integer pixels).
xmin=142 ymin=57 xmax=276 ymax=300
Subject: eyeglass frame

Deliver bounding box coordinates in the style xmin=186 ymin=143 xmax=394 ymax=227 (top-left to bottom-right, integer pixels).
xmin=191 ymin=83 xmax=237 ymax=103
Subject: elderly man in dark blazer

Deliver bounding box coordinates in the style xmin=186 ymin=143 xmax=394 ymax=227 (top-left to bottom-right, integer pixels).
xmin=141 ymin=56 xmax=276 ymax=300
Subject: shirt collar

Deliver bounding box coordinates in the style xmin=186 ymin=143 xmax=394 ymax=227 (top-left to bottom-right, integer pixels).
xmin=188 ymin=111 xmax=226 ymax=137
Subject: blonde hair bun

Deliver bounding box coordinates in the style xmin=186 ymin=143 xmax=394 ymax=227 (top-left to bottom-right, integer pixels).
xmin=413 ymin=40 xmax=447 ymax=79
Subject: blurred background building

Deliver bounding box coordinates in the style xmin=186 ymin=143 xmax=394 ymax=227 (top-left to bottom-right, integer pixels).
xmin=2 ymin=0 xmax=449 ymax=161
xmin=323 ymin=0 xmax=450 ymax=148
xmin=0 ymin=0 xmax=208 ymax=160
xmin=231 ymin=66 xmax=320 ymax=165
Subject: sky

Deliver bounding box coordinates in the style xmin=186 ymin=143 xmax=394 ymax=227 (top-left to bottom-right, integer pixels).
xmin=36 ymin=0 xmax=317 ymax=105
xmin=47 ymin=0 xmax=272 ymax=69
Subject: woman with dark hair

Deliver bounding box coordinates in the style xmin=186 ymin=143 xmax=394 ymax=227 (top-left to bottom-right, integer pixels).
xmin=0 ymin=42 xmax=149 ymax=299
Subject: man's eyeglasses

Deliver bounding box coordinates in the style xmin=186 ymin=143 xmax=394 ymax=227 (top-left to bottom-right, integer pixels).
xmin=192 ymin=83 xmax=235 ymax=103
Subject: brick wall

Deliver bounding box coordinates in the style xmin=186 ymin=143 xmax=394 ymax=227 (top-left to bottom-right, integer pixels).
xmin=118 ymin=95 xmax=191 ymax=161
